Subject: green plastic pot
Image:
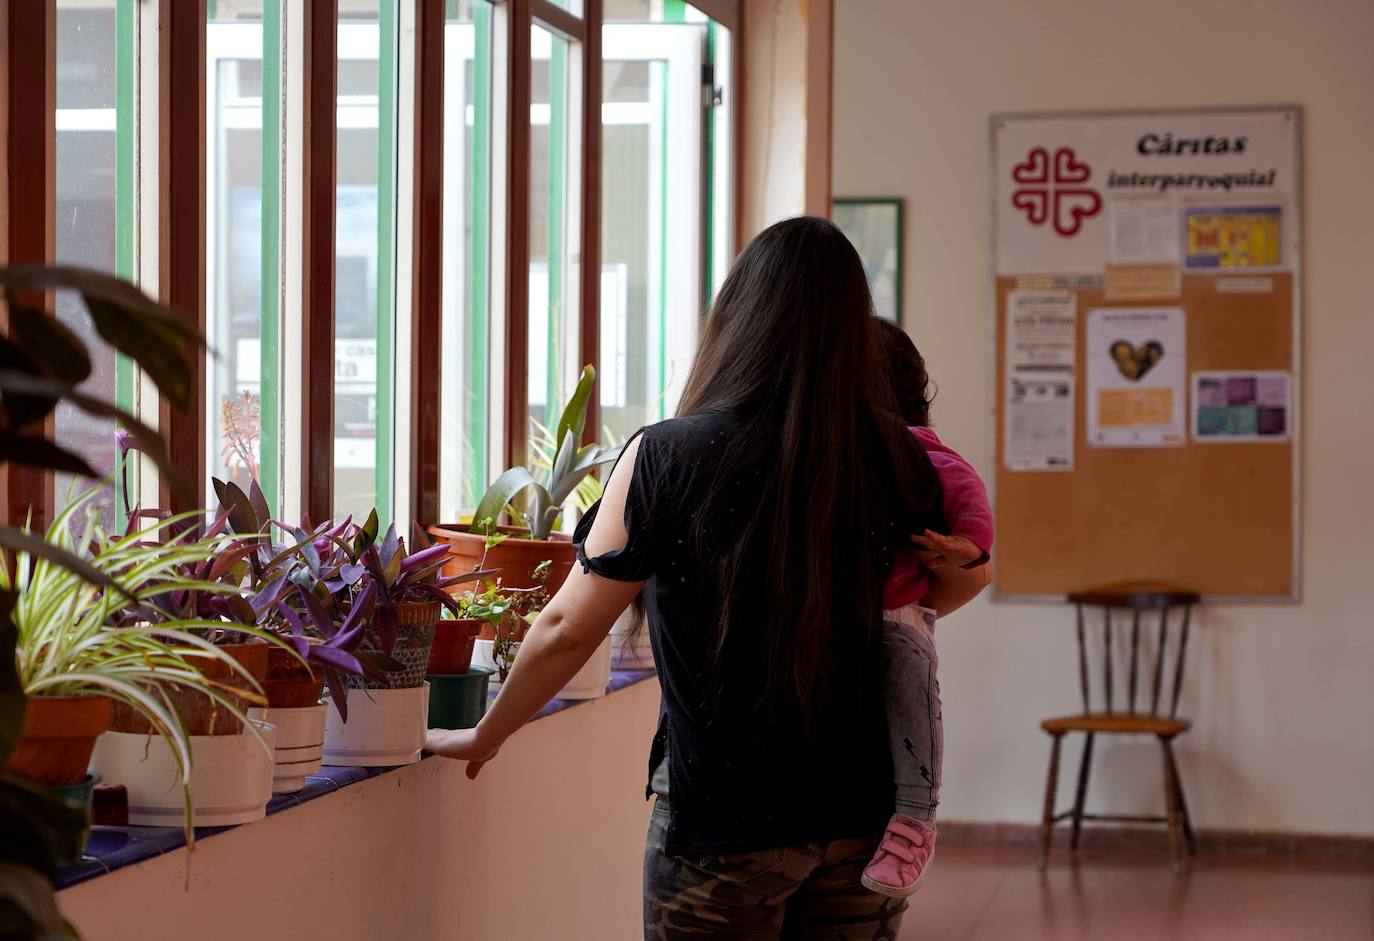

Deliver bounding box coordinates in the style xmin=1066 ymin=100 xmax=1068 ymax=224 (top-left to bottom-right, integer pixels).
xmin=426 ymin=667 xmax=494 ymax=731
xmin=49 ymin=772 xmax=100 ymax=866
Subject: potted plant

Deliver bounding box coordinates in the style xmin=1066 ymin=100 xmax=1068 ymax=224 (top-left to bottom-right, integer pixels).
xmin=322 ymin=517 xmax=486 ymax=767
xmin=429 ymin=365 xmax=621 ymax=593
xmin=467 ymin=564 xmax=613 ymax=700
xmin=4 ymin=489 xmax=278 ymax=834
xmin=212 ymin=480 xmax=404 ymax=791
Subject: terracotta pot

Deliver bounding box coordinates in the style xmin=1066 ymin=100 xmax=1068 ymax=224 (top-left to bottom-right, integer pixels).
xmin=428 ymin=524 xmax=576 ymax=594
xmin=110 ymin=640 xmax=271 ymax=736
xmin=476 ymin=617 xmax=530 ymax=643
xmin=428 ymin=618 xmax=482 ymax=674
xmin=4 ymin=695 xmax=112 ymax=787
xmin=264 ymin=646 xmax=325 ymax=709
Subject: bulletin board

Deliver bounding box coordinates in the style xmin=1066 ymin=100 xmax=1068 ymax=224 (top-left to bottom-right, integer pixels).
xmin=990 ymin=107 xmax=1301 ymax=601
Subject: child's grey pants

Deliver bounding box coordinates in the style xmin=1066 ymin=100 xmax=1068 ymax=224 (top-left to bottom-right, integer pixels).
xmin=881 ymin=605 xmax=941 ymax=822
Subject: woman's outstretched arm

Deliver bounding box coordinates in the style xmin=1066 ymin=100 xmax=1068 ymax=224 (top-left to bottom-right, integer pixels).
xmin=426 ymin=437 xmax=647 ymax=775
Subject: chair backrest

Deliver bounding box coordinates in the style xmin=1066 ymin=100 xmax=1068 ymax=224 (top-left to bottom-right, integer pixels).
xmin=1066 ymin=587 xmax=1201 ymax=719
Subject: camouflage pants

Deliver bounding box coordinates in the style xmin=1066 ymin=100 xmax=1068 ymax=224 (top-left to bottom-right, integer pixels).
xmin=643 ymin=799 xmax=908 ymax=939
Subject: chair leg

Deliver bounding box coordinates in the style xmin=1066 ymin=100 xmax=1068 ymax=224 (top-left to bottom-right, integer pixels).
xmin=1159 ymin=735 xmax=1185 ymax=875
xmin=1069 ymin=732 xmax=1095 ymax=850
xmin=1038 ymin=733 xmax=1063 ymax=869
xmin=1164 ymin=738 xmax=1197 ymax=855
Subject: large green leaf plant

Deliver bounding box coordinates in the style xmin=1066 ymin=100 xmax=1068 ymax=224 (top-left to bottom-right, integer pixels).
xmin=470 ymin=365 xmax=622 ymax=541
xmin=0 ymin=265 xmax=211 ymax=937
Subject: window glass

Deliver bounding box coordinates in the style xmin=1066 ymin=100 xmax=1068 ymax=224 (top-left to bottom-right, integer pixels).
xmin=334 ymin=1 xmax=399 ymax=524
xmin=54 ymin=0 xmax=128 ymax=528
xmin=604 ymin=0 xmax=708 ymax=22
xmin=599 ymin=20 xmax=703 ymax=443
xmin=528 ymin=24 xmax=582 ymax=439
xmin=206 ymin=1 xmax=284 ymax=511
xmin=437 ymin=1 xmax=495 ymax=522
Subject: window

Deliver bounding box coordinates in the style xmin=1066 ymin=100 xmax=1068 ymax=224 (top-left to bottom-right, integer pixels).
xmin=54 ymin=0 xmax=132 ymax=529
xmin=334 ymin=1 xmax=400 ymax=524
xmin=528 ymin=23 xmax=583 ymax=436
xmin=206 ymin=1 xmax=285 ymax=513
xmin=11 ymin=0 xmax=740 ymax=531
xmin=600 ymin=7 xmax=720 ymax=442
xmin=436 ymin=1 xmax=496 ymax=523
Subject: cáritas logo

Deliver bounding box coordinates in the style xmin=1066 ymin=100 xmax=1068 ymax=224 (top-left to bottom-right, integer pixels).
xmin=1010 ymin=147 xmax=1102 ymax=237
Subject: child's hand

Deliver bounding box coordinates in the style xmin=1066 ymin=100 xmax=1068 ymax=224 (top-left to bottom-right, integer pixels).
xmin=911 ymin=529 xmax=983 ymax=569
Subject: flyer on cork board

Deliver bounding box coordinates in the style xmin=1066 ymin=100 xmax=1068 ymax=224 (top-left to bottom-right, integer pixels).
xmin=990 ymin=107 xmax=1301 ymax=601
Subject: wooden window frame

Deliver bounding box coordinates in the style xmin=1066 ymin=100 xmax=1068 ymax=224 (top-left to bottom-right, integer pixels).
xmin=4 ymin=0 xmax=744 ymax=530
xmin=159 ymin=0 xmax=208 ymax=515
xmin=3 ymin=0 xmax=56 ymax=528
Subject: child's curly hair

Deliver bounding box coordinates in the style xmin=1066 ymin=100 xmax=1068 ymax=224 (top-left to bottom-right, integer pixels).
xmin=874 ymin=318 xmax=933 ymax=428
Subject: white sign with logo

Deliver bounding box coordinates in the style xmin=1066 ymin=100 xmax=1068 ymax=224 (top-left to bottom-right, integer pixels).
xmin=994 ymin=108 xmax=1298 ymax=276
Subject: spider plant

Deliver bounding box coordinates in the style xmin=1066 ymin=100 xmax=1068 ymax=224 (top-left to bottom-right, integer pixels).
xmin=3 ymin=487 xmax=277 ymax=844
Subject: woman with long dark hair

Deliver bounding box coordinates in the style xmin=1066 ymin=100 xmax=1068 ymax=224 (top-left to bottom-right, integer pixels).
xmin=428 ymin=217 xmax=989 ymax=936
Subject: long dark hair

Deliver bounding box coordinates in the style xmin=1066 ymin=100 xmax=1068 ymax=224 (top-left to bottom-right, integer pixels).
xmin=675 ymin=216 xmax=939 ymax=724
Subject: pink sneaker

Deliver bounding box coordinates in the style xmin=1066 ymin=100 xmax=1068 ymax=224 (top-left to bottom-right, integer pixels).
xmin=862 ymin=814 xmax=937 ymax=897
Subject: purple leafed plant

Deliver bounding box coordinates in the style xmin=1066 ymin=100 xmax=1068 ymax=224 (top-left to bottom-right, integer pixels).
xmin=356 ymin=520 xmax=492 ymax=656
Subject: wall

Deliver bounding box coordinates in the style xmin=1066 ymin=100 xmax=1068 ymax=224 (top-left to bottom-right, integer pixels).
xmin=58 ymin=679 xmax=661 ymax=940
xmin=739 ymin=0 xmax=833 ymax=241
xmin=834 ymin=0 xmax=1374 ymax=836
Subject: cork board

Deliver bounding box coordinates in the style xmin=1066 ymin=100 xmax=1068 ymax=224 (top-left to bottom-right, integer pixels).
xmin=990 ymin=108 xmax=1301 ymax=600
xmin=994 ymin=274 xmax=1297 ymax=598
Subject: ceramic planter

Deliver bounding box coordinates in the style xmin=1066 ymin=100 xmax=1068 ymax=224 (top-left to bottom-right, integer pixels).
xmin=610 ymin=609 xmax=654 ymax=670
xmin=264 ymin=646 xmax=325 ymax=708
xmin=559 ymin=636 xmax=613 ymax=700
xmin=428 ymin=524 xmax=576 ymax=594
xmin=109 ymin=640 xmax=270 ymax=736
xmin=248 ymin=704 xmax=327 ymax=794
xmin=427 ymin=618 xmax=482 ymax=674
xmin=426 ymin=668 xmax=494 ymax=729
xmin=475 ymin=635 xmax=613 ymax=701
xmin=4 ymin=695 xmax=111 ymax=787
xmin=90 ymin=720 xmax=277 ymax=827
xmin=322 ymin=683 xmax=430 ymax=767
xmin=352 ymin=617 xmax=437 ymax=691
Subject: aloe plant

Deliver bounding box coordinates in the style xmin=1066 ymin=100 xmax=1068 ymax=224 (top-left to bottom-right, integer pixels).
xmin=471 ymin=364 xmax=622 ymax=540
xmin=2 ymin=487 xmax=275 ymax=846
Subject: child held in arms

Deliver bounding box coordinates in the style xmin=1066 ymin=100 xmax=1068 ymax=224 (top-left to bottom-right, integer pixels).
xmin=862 ymin=318 xmax=995 ymax=898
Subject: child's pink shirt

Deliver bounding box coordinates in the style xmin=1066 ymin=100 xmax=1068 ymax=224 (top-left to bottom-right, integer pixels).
xmin=883 ymin=427 xmax=994 ymax=611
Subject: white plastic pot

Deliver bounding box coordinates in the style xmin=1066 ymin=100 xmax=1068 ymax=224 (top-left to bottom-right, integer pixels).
xmin=248 ymin=704 xmax=327 ymax=794
xmin=322 ymin=683 xmax=429 ymax=767
xmin=472 ymin=638 xmax=516 ymax=687
xmin=90 ymin=721 xmax=277 ymax=827
xmin=610 ymin=609 xmax=654 ymax=670
xmin=476 ymin=635 xmax=613 ymax=701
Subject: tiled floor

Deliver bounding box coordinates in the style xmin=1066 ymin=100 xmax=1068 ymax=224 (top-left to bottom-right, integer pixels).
xmin=899 ymin=844 xmax=1374 ymax=940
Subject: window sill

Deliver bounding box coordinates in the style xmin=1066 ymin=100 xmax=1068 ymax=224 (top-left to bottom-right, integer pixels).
xmin=56 ymin=668 xmax=656 ymax=890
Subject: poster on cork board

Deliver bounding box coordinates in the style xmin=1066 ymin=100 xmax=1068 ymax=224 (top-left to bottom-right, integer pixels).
xmin=991 ymin=107 xmax=1301 ymax=601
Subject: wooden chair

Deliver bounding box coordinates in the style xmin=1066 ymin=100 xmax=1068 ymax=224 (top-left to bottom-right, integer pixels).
xmin=1038 ymin=587 xmax=1201 ymax=874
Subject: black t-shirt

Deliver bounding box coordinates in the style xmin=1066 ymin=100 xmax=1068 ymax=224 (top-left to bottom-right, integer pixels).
xmin=573 ymin=410 xmax=935 ymax=856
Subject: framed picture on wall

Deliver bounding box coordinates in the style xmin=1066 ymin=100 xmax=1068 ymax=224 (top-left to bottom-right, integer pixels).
xmin=832 ymin=197 xmax=904 ymax=322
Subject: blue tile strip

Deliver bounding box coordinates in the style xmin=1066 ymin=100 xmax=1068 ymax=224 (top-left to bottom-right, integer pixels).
xmin=55 ymin=670 xmax=655 ymax=890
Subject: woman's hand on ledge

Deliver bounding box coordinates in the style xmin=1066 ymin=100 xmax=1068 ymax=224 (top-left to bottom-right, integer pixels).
xmin=425 ymin=727 xmax=500 ymax=779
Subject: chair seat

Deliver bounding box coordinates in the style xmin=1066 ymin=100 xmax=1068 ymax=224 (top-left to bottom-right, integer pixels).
xmin=1041 ymin=713 xmax=1191 ymax=736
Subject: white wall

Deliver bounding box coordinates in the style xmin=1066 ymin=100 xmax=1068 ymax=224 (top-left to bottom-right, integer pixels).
xmin=58 ymin=679 xmax=661 ymax=940
xmin=835 ymin=0 xmax=1374 ymax=836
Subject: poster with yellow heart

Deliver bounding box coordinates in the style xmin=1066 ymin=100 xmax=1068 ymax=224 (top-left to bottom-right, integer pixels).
xmin=1086 ymin=307 xmax=1188 ymax=447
